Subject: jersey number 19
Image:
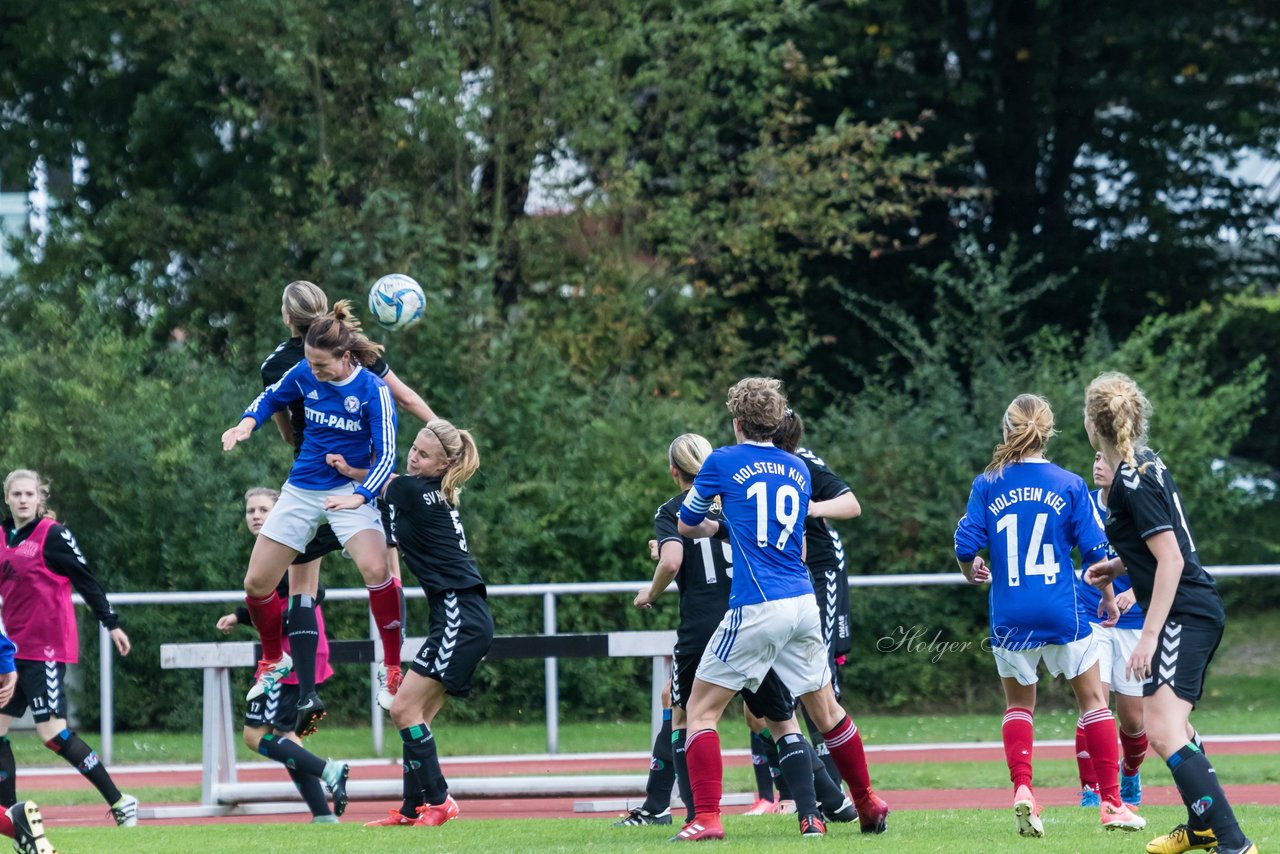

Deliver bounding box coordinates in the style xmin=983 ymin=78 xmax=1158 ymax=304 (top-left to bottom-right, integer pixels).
xmin=746 ymin=482 xmax=801 ymax=549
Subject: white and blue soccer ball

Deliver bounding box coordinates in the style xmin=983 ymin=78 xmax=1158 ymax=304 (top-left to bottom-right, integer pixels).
xmin=367 ymin=274 xmax=426 ymax=330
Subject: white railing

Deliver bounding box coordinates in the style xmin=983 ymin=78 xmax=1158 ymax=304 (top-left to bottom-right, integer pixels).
xmin=76 ymin=564 xmax=1280 ymax=764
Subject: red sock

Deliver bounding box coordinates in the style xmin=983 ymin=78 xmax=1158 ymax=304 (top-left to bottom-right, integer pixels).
xmin=1075 ymin=719 xmax=1098 ymax=792
xmin=1081 ymin=707 xmax=1121 ymax=806
xmin=1002 ymin=707 xmax=1034 ymax=789
xmin=1120 ymin=728 xmax=1149 ymax=774
xmin=0 ymin=807 xmax=13 ymax=839
xmin=246 ymin=590 xmax=284 ymax=661
xmin=823 ymin=715 xmax=871 ymax=802
xmin=367 ymin=577 xmax=403 ymax=667
xmin=684 ymin=728 xmax=723 ymax=818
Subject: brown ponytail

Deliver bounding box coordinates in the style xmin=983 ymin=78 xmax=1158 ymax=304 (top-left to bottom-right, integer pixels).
xmin=304 ymin=299 xmax=385 ymax=367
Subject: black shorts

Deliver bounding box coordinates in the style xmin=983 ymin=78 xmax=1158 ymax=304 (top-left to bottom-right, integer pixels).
xmin=409 ymin=589 xmax=493 ymax=697
xmin=0 ymin=660 xmax=69 ymax=723
xmin=671 ymin=643 xmax=795 ymax=721
xmin=377 ymin=499 xmax=398 ymax=548
xmin=296 ymin=523 xmax=342 ymax=564
xmin=245 ymin=682 xmax=302 ymax=731
xmin=1146 ymin=618 xmax=1223 ymax=707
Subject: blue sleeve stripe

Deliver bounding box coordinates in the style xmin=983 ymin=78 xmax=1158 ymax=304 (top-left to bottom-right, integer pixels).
xmin=361 ymin=384 xmax=396 ymax=497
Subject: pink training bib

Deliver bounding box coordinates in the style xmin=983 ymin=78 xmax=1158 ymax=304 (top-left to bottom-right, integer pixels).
xmin=0 ymin=518 xmax=80 ymax=663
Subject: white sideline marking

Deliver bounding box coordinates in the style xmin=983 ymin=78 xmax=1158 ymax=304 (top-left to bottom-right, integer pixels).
xmin=20 ymin=733 xmax=1280 ymax=779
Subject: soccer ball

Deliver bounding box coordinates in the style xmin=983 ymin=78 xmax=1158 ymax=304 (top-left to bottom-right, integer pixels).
xmin=367 ymin=274 xmax=426 ymax=330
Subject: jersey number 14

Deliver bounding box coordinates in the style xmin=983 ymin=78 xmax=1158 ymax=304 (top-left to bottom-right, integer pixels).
xmin=995 ymin=513 xmax=1058 ymax=586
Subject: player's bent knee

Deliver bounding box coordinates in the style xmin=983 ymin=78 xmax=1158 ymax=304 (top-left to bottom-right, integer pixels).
xmin=35 ymin=719 xmax=68 ymax=743
xmin=243 ymin=728 xmax=263 ymax=751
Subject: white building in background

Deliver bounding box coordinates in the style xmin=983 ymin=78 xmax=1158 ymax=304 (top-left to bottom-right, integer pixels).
xmin=0 ymin=181 xmax=26 ymax=278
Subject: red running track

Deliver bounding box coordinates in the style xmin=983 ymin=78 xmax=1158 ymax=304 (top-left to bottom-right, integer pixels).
xmin=32 ymin=737 xmax=1280 ymax=828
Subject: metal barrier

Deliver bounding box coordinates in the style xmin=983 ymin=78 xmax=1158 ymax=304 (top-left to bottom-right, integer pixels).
xmin=159 ymin=632 xmax=676 ymax=812
xmin=77 ymin=565 xmax=1280 ymax=764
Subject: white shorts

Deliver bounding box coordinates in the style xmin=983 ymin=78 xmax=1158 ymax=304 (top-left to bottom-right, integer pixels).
xmin=1095 ymin=625 xmax=1146 ymax=697
xmin=696 ymin=594 xmax=831 ymax=697
xmin=260 ymin=482 xmax=384 ymax=553
xmin=993 ymin=629 xmax=1101 ymax=687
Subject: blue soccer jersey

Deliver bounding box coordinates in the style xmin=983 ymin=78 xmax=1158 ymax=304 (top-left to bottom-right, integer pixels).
xmin=243 ymin=361 xmax=397 ymax=502
xmin=1077 ymin=488 xmax=1145 ymax=630
xmin=954 ymin=460 xmax=1109 ymax=648
xmin=680 ymin=441 xmax=814 ymax=608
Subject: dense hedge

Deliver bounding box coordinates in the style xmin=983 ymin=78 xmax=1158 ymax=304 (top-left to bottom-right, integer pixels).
xmin=2 ymin=248 xmax=1272 ymax=729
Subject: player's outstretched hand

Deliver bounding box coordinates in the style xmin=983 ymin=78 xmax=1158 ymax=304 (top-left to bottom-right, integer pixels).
xmin=216 ymin=614 xmax=239 ymax=634
xmin=222 ymin=418 xmax=254 ymax=451
xmin=324 ymin=494 xmax=366 ymax=512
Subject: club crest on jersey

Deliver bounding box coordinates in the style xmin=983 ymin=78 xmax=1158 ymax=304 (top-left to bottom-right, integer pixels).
xmin=344 ymin=395 xmax=360 ymax=413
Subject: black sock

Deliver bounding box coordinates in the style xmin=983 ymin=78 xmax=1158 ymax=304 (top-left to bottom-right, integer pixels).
xmin=46 ymin=729 xmax=121 ymax=805
xmin=672 ymin=727 xmax=693 ymax=822
xmin=400 ymin=744 xmax=425 ymax=817
xmin=287 ymin=766 xmax=332 ymax=817
xmin=750 ymin=731 xmax=775 ymax=801
xmin=760 ymin=730 xmax=792 ymax=800
xmin=803 ymin=705 xmax=842 ymax=793
xmin=1169 ymin=743 xmax=1246 ymax=847
xmin=776 ymin=732 xmax=819 ymax=817
xmin=641 ymin=713 xmax=674 ymax=814
xmin=0 ymin=735 xmax=15 ymax=807
xmin=807 ymin=739 xmax=846 ymax=813
xmin=287 ymin=595 xmax=319 ymax=696
xmin=1190 ymin=728 xmax=1206 ymax=753
xmin=400 ymin=724 xmax=448 ymax=805
xmin=258 ymin=732 xmax=327 ymax=778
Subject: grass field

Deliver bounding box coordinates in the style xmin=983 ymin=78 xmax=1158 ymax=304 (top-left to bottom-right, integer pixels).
xmin=20 ymin=749 xmax=1280 ymax=807
xmin=43 ymin=806 xmax=1280 ymax=853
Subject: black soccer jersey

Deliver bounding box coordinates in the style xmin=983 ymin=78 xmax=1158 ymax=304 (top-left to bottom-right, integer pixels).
xmin=385 ymin=474 xmax=486 ymax=597
xmin=796 ymin=447 xmax=853 ymax=655
xmin=1104 ymin=450 xmax=1224 ymax=626
xmin=260 ymin=337 xmax=390 ymax=456
xmin=654 ymin=491 xmax=732 ymax=654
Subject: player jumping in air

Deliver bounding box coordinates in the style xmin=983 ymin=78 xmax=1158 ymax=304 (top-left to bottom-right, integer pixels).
xmin=222 ymin=301 xmax=401 ymax=731
xmin=1083 ymin=373 xmax=1256 ymax=854
xmin=258 ymin=281 xmax=436 ymax=734
xmin=675 ymin=378 xmax=888 ymax=842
